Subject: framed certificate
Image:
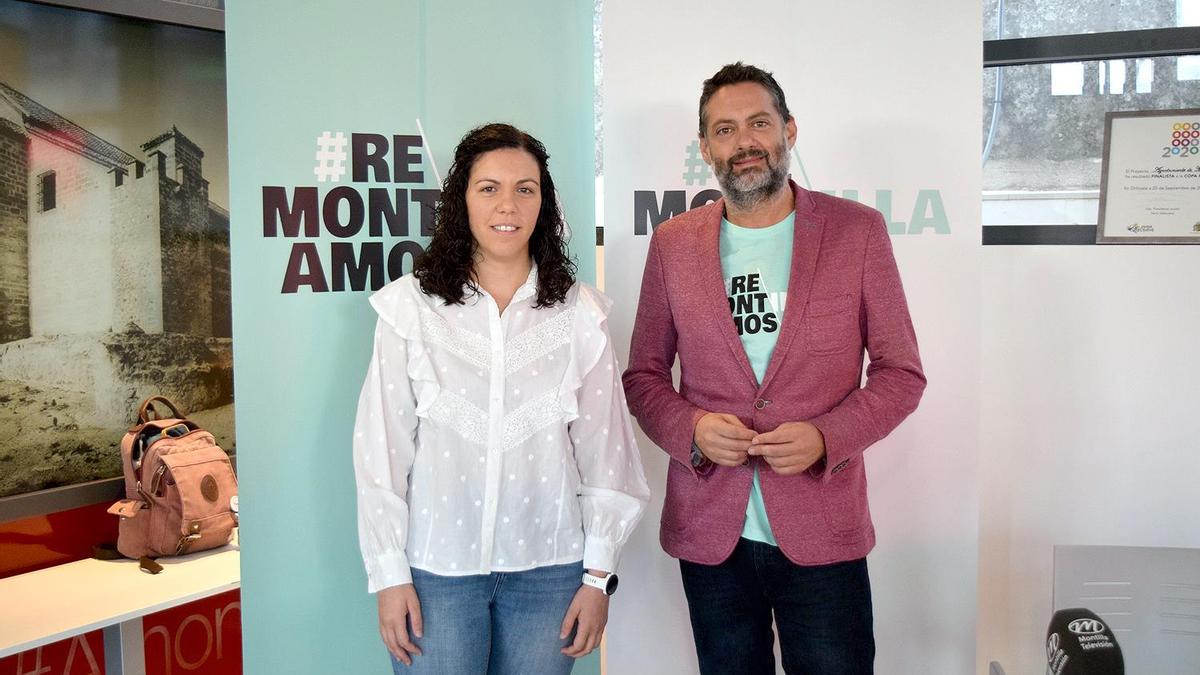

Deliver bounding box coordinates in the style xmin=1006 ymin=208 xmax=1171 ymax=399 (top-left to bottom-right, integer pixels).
xmin=1097 ymin=109 xmax=1200 ymax=244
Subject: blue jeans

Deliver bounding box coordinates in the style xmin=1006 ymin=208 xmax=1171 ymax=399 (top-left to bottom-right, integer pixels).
xmin=679 ymin=538 xmax=874 ymax=675
xmin=391 ymin=561 xmax=582 ymax=675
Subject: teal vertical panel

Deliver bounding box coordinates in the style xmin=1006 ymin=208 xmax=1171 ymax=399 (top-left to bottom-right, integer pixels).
xmin=225 ymin=2 xmax=597 ymax=673
xmin=419 ymin=2 xmax=597 ymax=281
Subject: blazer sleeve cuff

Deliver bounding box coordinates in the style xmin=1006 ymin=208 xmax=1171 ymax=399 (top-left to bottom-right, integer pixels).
xmin=676 ymin=408 xmax=709 ymax=478
xmin=807 ymin=411 xmax=858 ymax=483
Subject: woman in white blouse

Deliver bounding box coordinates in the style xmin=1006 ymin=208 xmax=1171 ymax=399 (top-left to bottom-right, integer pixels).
xmin=353 ymin=123 xmax=650 ymax=674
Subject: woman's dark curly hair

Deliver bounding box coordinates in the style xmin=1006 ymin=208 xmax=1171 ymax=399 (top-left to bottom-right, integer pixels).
xmin=413 ymin=123 xmax=577 ymax=308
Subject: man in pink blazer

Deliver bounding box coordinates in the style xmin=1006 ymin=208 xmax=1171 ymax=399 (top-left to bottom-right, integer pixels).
xmin=623 ymin=63 xmax=925 ymax=674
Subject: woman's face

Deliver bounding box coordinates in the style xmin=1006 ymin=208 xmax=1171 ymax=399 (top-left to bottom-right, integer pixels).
xmin=465 ymin=147 xmax=542 ymax=266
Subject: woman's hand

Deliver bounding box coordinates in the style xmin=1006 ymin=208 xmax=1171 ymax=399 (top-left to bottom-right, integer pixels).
xmin=559 ymin=575 xmax=610 ymax=658
xmin=378 ymin=583 xmax=423 ymax=666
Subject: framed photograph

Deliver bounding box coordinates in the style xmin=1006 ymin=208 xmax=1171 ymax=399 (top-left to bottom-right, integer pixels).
xmin=0 ymin=1 xmax=231 ymax=511
xmin=1097 ymin=108 xmax=1200 ymax=244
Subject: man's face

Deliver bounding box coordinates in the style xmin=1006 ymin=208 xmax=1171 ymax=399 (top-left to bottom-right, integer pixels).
xmin=699 ymin=82 xmax=797 ymax=209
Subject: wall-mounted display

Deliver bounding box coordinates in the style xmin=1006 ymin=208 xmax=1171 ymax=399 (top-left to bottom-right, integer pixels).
xmin=0 ymin=2 xmax=231 ymax=499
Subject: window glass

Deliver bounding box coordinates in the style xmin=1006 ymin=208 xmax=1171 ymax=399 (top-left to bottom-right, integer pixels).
xmin=39 ymin=171 xmax=55 ymax=211
xmin=982 ymin=55 xmax=1200 ymax=225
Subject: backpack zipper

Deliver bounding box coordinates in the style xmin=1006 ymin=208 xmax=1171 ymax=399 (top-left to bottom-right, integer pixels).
xmin=149 ymin=463 xmax=168 ymax=496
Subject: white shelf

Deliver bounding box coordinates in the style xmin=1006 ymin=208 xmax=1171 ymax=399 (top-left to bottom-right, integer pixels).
xmin=0 ymin=542 xmax=240 ymax=657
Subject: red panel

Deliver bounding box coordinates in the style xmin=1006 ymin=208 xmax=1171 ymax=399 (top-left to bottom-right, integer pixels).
xmin=0 ymin=631 xmax=104 ymax=675
xmin=143 ymin=589 xmax=243 ymax=675
xmin=0 ymin=503 xmax=118 ymax=578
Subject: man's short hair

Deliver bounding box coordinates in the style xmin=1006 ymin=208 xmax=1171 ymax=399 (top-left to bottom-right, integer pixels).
xmin=698 ymin=62 xmax=791 ymax=136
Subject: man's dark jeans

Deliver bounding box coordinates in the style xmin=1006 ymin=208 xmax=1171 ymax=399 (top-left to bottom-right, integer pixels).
xmin=679 ymin=538 xmax=875 ymax=674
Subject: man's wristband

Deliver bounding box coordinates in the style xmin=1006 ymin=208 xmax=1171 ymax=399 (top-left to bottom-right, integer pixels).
xmin=690 ymin=442 xmax=713 ymax=474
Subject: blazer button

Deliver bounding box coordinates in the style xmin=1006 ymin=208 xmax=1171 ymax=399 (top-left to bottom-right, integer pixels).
xmin=754 ymin=399 xmax=769 ymax=410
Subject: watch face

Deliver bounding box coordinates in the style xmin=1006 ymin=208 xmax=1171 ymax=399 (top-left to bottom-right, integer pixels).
xmin=605 ymin=574 xmax=619 ymax=595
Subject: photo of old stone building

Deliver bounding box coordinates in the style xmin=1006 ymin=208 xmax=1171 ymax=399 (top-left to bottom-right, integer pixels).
xmin=0 ymin=81 xmax=233 ymax=497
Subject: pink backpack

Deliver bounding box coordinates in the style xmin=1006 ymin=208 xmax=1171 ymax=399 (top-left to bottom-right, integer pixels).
xmin=107 ymin=396 xmax=238 ymax=563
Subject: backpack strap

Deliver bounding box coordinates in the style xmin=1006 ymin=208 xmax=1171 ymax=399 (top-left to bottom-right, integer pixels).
xmin=137 ymin=396 xmax=186 ymax=423
xmin=92 ymin=544 xmax=164 ymax=574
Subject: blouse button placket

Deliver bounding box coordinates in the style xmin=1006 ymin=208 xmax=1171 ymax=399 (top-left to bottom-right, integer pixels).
xmin=479 ymin=294 xmax=506 ymax=571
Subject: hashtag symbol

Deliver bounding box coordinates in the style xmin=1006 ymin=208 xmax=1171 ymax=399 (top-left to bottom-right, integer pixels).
xmin=682 ymin=140 xmax=711 ymax=186
xmin=314 ymin=131 xmax=348 ymax=183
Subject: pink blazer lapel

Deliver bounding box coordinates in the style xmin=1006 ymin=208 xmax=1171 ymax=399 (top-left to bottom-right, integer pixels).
xmin=760 ymin=182 xmax=825 ymax=392
xmin=696 ymin=201 xmax=758 ymax=387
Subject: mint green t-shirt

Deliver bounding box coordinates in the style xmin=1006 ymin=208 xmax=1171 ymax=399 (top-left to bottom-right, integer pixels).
xmin=720 ymin=211 xmax=794 ymax=546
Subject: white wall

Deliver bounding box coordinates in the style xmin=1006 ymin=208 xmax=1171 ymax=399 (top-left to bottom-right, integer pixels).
xmin=110 ymin=166 xmax=163 ymax=335
xmin=977 ymin=246 xmax=1200 ymax=673
xmin=25 ymin=133 xmax=164 ymax=337
xmin=27 ymin=136 xmax=116 ymax=335
xmin=601 ymin=2 xmax=982 ymax=672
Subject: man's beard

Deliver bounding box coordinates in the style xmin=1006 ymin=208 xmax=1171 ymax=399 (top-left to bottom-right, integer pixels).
xmin=714 ymin=139 xmax=790 ymax=210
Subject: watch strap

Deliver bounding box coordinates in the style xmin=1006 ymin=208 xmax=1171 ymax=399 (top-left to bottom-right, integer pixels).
xmin=581 ymin=571 xmax=616 ymax=595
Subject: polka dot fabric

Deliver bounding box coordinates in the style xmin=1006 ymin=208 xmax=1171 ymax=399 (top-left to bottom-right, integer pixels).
xmin=353 ymin=268 xmax=650 ymax=592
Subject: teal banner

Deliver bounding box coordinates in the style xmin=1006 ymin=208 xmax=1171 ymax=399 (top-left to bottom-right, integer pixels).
xmin=226 ymin=2 xmax=596 ymax=672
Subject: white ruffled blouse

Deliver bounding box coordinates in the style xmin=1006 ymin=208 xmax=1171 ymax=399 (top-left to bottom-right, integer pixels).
xmin=353 ymin=267 xmax=650 ymax=592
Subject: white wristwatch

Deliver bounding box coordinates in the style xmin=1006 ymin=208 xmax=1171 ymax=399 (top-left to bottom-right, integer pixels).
xmin=581 ymin=570 xmax=619 ymax=595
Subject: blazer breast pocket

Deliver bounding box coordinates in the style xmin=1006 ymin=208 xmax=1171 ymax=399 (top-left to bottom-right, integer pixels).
xmin=804 ymin=294 xmax=857 ymax=355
